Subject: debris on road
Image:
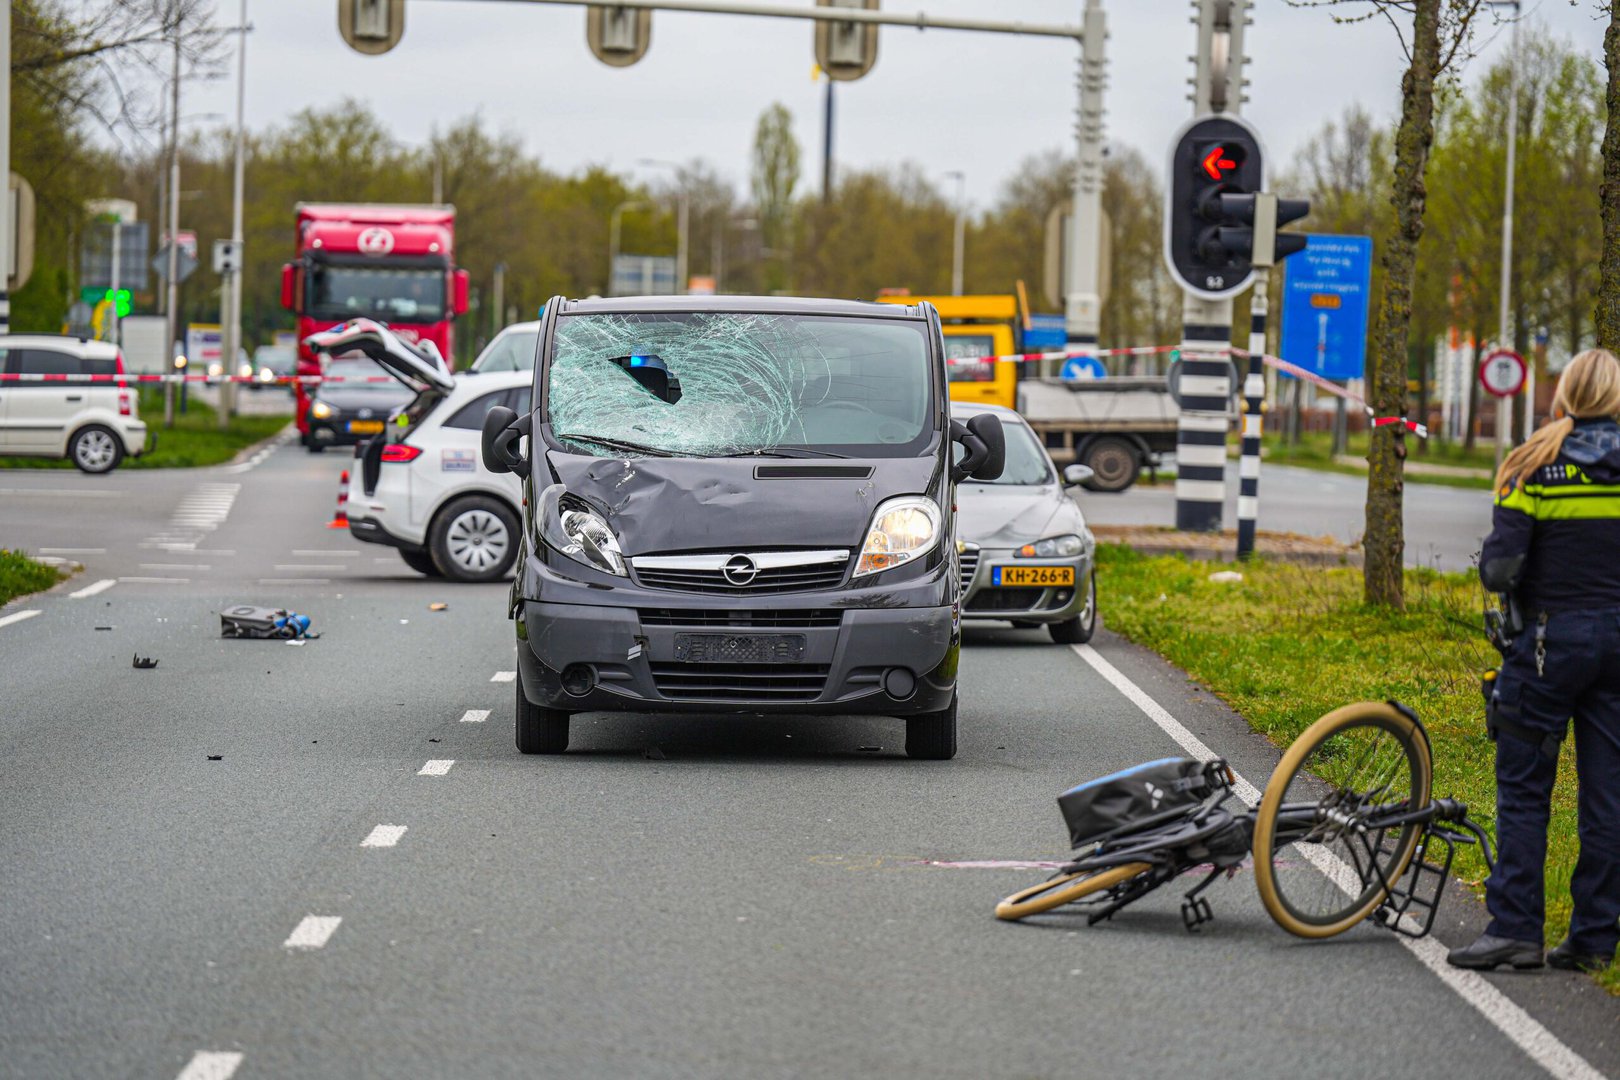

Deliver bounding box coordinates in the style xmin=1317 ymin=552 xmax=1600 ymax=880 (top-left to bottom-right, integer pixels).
xmin=206 ymin=755 xmax=222 ymax=761
xmin=220 ymin=605 xmax=320 ymax=640
xmin=429 ymin=602 xmax=448 ymax=612
xmin=132 ymin=654 xmax=158 ymax=669
xmin=95 ymin=626 xmax=112 ymax=631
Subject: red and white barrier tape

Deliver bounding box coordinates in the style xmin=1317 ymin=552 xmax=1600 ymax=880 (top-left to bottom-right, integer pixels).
xmin=0 ymin=373 xmax=396 ymax=384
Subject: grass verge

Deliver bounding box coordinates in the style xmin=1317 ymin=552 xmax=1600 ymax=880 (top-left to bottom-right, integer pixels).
xmin=1095 ymin=543 xmax=1616 ymax=989
xmin=0 ymin=550 xmax=66 ymax=606
xmin=0 ymin=388 xmax=290 ymax=470
xmin=1259 ymin=431 xmax=1495 ymax=491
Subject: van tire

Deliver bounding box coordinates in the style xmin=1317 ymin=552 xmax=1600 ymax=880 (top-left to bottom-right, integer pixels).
xmin=69 ymin=425 xmax=124 ymax=474
xmin=399 ymin=549 xmax=442 ymax=576
xmin=905 ymin=692 xmax=958 ymax=760
xmin=1080 ymin=437 xmax=1139 ymax=492
xmin=515 ymin=668 xmax=569 ymax=754
xmin=429 ymin=495 xmax=520 ymax=583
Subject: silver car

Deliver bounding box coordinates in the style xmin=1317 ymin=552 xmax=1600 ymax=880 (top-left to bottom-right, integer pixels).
xmin=953 ymin=403 xmax=1097 ymax=644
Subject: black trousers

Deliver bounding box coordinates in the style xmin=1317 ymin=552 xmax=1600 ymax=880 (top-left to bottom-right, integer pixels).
xmin=1486 ymin=607 xmax=1620 ymax=956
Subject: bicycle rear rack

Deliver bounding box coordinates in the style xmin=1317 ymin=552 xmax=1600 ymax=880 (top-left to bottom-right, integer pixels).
xmin=1373 ymin=826 xmax=1462 ymax=939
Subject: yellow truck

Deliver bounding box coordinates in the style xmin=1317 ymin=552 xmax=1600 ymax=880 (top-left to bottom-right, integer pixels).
xmin=877 ymin=294 xmax=1021 ymax=410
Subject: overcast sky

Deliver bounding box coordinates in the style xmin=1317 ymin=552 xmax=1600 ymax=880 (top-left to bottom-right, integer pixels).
xmin=184 ymin=0 xmax=1604 ymax=208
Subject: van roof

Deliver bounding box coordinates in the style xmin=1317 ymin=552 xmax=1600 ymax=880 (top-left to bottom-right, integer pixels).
xmin=556 ymin=295 xmax=928 ymax=320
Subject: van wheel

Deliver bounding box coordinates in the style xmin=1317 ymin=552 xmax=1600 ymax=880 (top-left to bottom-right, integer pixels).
xmin=1048 ymin=568 xmax=1098 ymax=644
xmin=399 ymin=549 xmax=442 ymax=576
xmin=905 ymin=692 xmax=958 ymax=760
xmin=429 ymin=495 xmax=519 ymax=583
xmin=70 ymin=425 xmax=124 ymax=474
xmin=516 ymin=668 xmax=569 ymax=754
xmin=1081 ymin=437 xmax=1139 ymax=492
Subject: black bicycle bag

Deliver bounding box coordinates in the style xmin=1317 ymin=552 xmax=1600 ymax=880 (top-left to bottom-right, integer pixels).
xmin=1057 ymin=757 xmax=1215 ymax=849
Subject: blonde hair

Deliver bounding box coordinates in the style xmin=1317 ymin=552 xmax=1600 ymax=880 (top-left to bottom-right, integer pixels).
xmin=1495 ymin=348 xmax=1620 ymax=490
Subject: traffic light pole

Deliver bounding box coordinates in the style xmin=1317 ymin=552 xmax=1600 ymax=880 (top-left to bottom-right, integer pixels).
xmin=1236 ymin=268 xmax=1268 ymax=559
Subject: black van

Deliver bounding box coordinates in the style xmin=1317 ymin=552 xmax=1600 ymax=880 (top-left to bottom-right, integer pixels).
xmin=481 ymin=296 xmax=1005 ymax=759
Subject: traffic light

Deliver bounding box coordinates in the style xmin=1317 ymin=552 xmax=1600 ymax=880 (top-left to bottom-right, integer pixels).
xmin=815 ymin=0 xmax=880 ymax=81
xmin=587 ymin=6 xmax=652 ymax=67
xmin=337 ymin=0 xmax=404 ymax=56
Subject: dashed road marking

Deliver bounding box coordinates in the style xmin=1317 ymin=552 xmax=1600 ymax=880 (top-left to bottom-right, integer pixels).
xmin=459 ymin=709 xmax=490 ymax=723
xmin=361 ymin=824 xmax=407 ymax=848
xmin=491 ymin=671 xmax=516 ymax=683
xmin=142 ymin=482 xmax=241 ymax=549
xmin=141 ymin=563 xmax=211 ymax=571
xmin=274 ymin=564 xmax=346 ymax=571
xmin=259 ymin=578 xmax=331 ymax=585
xmin=176 ymin=1051 xmax=243 ymax=1080
xmin=292 ymin=549 xmax=359 ymax=557
xmin=0 ymin=610 xmax=41 ymax=630
xmin=118 ymin=576 xmax=190 ymax=585
xmin=419 ymin=759 xmax=454 ymax=776
xmin=283 ymin=915 xmax=342 ymax=950
xmin=1070 ymin=643 xmax=1604 ymax=1080
xmin=0 ymin=488 xmax=120 ymax=498
xmin=222 ymin=429 xmax=294 ymax=474
xmin=41 ymin=547 xmax=106 ymax=555
xmin=69 ymin=579 xmax=118 ymax=599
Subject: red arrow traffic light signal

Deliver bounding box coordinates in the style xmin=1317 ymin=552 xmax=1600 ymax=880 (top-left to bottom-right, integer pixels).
xmin=1200 ymin=144 xmax=1239 ymax=180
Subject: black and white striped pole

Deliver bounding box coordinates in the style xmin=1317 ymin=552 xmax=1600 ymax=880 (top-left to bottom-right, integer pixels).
xmin=1236 ymin=268 xmax=1270 ymax=559
xmin=1173 ymin=318 xmax=1235 ymax=532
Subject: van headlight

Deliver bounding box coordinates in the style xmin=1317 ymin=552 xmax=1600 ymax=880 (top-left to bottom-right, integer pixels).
xmin=536 ymin=483 xmax=626 ymax=577
xmin=854 ymin=496 xmax=942 ymax=578
xmin=1015 ymin=534 xmax=1084 ymax=558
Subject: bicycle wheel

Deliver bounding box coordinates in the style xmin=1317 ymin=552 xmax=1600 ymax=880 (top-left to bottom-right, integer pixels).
xmin=995 ymin=861 xmax=1153 ymax=922
xmin=1253 ymin=702 xmax=1433 ymax=939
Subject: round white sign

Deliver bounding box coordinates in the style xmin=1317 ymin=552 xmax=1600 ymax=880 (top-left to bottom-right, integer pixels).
xmin=357 ymin=226 xmax=395 ymax=256
xmin=1479 ymin=349 xmax=1526 ymax=398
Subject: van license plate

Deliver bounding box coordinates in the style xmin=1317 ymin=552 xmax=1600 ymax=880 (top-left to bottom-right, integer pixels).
xmin=347 ymin=420 xmax=384 ymax=434
xmin=674 ymin=633 xmax=806 ymax=664
xmin=993 ymin=566 xmax=1074 ymax=588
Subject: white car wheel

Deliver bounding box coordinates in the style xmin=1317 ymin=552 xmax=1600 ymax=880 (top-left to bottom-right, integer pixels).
xmin=430 ymin=496 xmax=519 ymax=582
xmin=71 ymin=426 xmax=123 ymax=474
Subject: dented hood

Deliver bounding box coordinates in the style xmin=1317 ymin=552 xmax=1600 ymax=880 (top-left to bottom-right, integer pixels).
xmin=546 ymin=450 xmax=942 ymax=556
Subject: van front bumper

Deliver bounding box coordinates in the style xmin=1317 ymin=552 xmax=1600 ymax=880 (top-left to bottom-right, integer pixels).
xmin=516 ymin=598 xmax=959 ymax=716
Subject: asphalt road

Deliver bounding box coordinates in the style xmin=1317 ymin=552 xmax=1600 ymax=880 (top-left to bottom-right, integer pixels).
xmin=1083 ymin=461 xmax=1492 ymax=573
xmin=1 ymin=443 xmax=1613 ymax=1079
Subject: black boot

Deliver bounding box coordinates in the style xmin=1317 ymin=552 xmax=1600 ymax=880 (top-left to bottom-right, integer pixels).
xmin=1446 ymin=933 xmax=1544 ymax=970
xmin=1547 ymin=939 xmax=1614 ymax=972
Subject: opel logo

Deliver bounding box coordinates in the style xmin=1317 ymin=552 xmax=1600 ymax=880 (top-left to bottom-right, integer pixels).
xmin=357 ymin=226 xmax=395 ymax=255
xmin=722 ymin=554 xmax=758 ymax=585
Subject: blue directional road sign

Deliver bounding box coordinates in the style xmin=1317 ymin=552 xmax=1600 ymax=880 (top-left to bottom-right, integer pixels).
xmin=1024 ymin=314 xmax=1068 ymax=350
xmin=1278 ymin=234 xmax=1373 ymax=381
xmin=1060 ymin=356 xmax=1106 ymax=381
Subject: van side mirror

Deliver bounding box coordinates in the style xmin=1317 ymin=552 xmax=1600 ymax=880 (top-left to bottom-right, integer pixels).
xmin=481 ymin=405 xmax=531 ymax=478
xmin=950 ymin=412 xmax=1006 ymax=483
xmin=1064 ymin=463 xmax=1095 ymax=487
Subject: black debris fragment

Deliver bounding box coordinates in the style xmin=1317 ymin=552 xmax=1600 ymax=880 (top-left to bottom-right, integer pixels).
xmin=132 ymin=654 xmax=158 ymax=669
xmin=95 ymin=626 xmax=113 ymax=631
xmin=206 ymin=755 xmax=222 ymax=761
xmin=643 ymin=747 xmax=666 ymax=760
xmin=428 ymin=738 xmax=441 ymax=743
xmin=857 ymin=745 xmax=882 ymax=753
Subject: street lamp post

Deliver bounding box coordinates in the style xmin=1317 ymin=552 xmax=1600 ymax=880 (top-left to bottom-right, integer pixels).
xmin=608 ymin=199 xmax=650 ymax=295
xmin=1495 ymin=2 xmax=1524 ymax=455
xmin=220 ymin=0 xmax=249 ymax=430
xmin=945 ymin=170 xmax=965 ymax=296
xmin=639 ymin=158 xmax=689 ymax=294
xmin=164 ymin=19 xmax=182 ymax=429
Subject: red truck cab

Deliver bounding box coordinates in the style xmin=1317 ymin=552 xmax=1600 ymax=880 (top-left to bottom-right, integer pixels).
xmin=281 ymin=203 xmax=470 ymax=445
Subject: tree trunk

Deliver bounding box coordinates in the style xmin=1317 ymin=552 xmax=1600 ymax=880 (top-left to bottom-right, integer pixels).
xmin=1364 ymin=0 xmax=1444 ymax=609
xmin=1600 ymin=0 xmax=1620 ymax=350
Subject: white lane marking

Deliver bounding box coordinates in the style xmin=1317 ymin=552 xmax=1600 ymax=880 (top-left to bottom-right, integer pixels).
xmin=491 ymin=671 xmax=516 ymax=683
xmin=283 ymin=915 xmax=342 ymax=950
xmin=70 ymin=578 xmax=117 ymax=599
xmin=258 ymin=578 xmax=331 ymax=585
xmin=361 ymin=824 xmax=406 ymax=848
xmin=221 ymin=429 xmax=294 ymax=475
xmin=292 ymin=549 xmax=359 ymax=557
xmin=140 ymin=563 xmax=211 ymax=571
xmin=459 ymin=709 xmax=490 ymax=723
xmin=176 ymin=1051 xmax=244 ymax=1080
xmin=274 ymin=564 xmax=346 ymax=571
xmin=142 ymin=482 xmax=241 ymax=549
xmin=0 ymin=488 xmax=120 ymax=498
xmin=41 ymin=547 xmax=106 ymax=555
xmin=118 ymin=576 xmax=190 ymax=584
xmin=0 ymin=610 xmax=42 ymax=630
xmin=418 ymin=759 xmax=454 ymax=776
xmin=1070 ymin=644 xmax=1605 ymax=1080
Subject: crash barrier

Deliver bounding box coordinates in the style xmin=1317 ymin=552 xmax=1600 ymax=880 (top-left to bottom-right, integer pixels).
xmin=327 ymin=471 xmax=351 ymax=530
xmin=995 ymin=700 xmax=1494 ymax=941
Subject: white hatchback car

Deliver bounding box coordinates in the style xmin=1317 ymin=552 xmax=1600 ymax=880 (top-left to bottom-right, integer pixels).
xmin=0 ymin=335 xmax=148 ymax=473
xmin=347 ymin=369 xmax=530 ymax=582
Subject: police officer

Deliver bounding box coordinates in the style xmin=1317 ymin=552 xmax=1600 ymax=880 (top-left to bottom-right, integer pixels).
xmin=1447 ymin=348 xmax=1620 ymax=973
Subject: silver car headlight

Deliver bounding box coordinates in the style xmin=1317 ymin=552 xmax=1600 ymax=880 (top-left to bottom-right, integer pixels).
xmin=854 ymin=496 xmax=942 ymax=578
xmin=1015 ymin=534 xmax=1084 ymax=558
xmin=535 ymin=483 xmax=626 ymax=577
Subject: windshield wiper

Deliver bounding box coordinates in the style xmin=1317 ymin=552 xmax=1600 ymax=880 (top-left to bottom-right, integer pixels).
xmin=553 ymin=432 xmax=675 ymax=457
xmin=726 ymin=446 xmax=849 ymax=460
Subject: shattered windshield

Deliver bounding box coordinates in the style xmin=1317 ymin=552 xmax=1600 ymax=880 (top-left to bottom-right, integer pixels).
xmin=545 ymin=312 xmax=935 ymax=457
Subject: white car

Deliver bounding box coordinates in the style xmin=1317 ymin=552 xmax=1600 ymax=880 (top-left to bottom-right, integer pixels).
xmin=0 ymin=334 xmax=148 ymax=473
xmin=468 ymin=320 xmax=540 ymax=372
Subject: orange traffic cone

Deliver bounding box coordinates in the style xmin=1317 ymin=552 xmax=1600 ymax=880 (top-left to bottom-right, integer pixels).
xmin=327 ymin=469 xmax=351 ymax=529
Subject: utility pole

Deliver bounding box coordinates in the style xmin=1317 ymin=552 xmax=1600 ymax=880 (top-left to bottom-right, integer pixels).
xmin=0 ymin=3 xmax=11 ymax=336
xmin=822 ymin=76 xmax=835 ymax=202
xmin=946 ymin=170 xmax=965 ymax=296
xmin=640 ymin=158 xmax=689 ymax=294
xmin=1063 ymin=0 xmax=1106 ymax=377
xmin=164 ymin=15 xmax=182 ymax=429
xmin=221 ymin=0 xmax=249 ymax=430
xmin=492 ymin=262 xmax=506 ymax=336
xmin=1173 ymin=0 xmax=1249 ymax=533
xmin=1494 ymin=0 xmax=1521 ymax=465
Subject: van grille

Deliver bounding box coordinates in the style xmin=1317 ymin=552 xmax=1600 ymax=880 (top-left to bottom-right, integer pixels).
xmin=635 ymin=561 xmax=848 ymax=595
xmin=649 ymin=663 xmax=830 ymax=702
xmin=638 ymin=609 xmax=843 ymax=629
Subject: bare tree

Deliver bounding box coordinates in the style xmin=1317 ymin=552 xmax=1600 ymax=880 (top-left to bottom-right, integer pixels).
xmin=1600 ymin=0 xmax=1620 ymax=349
